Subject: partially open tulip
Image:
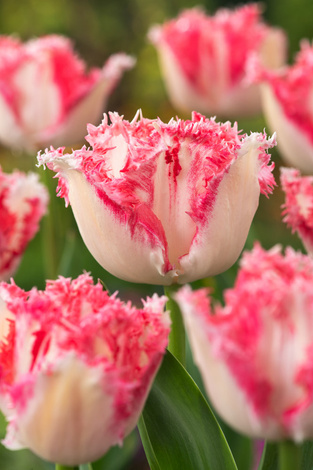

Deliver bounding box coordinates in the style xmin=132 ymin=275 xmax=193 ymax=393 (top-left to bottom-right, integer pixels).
xmin=0 ymin=274 xmax=169 ymax=465
xmin=254 ymin=42 xmax=313 ymax=173
xmin=0 ymin=35 xmax=134 ymax=151
xmin=176 ymin=244 xmax=313 ymax=442
xmin=149 ymin=4 xmax=286 ymax=118
xmin=38 ymin=110 xmax=276 ymax=285
xmin=281 ymin=167 xmax=313 ymax=253
xmin=0 ymin=167 xmax=48 ymax=280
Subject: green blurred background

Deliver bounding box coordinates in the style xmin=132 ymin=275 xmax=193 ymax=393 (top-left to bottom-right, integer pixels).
xmin=0 ymin=0 xmax=311 ymax=468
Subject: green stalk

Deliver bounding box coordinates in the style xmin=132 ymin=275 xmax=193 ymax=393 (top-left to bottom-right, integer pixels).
xmin=278 ymin=440 xmax=302 ymax=470
xmin=55 ymin=465 xmax=92 ymax=470
xmin=55 ymin=465 xmax=78 ymax=470
xmin=164 ymin=285 xmax=186 ymax=366
xmin=58 ymin=229 xmax=76 ymax=277
xmin=40 ymin=167 xmax=59 ymax=279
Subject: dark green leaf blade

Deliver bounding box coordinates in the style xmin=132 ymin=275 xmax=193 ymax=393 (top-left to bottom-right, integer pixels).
xmin=258 ymin=442 xmax=278 ymax=470
xmin=300 ymin=440 xmax=313 ymax=470
xmin=138 ymin=350 xmax=238 ymax=470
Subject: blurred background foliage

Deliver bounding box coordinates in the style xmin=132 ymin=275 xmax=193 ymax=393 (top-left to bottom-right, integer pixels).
xmin=0 ymin=0 xmax=311 ymax=468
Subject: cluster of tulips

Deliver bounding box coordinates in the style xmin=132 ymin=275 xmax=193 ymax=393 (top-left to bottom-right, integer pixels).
xmin=1 ymin=3 xmax=313 ymax=470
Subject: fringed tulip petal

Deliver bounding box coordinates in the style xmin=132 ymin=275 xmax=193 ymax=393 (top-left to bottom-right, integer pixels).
xmin=149 ymin=4 xmax=286 ymax=118
xmin=38 ymin=111 xmax=276 ymax=285
xmin=176 ymin=245 xmax=313 ymax=442
xmin=280 ymin=167 xmax=313 ymax=253
xmin=0 ymin=274 xmax=169 ymax=465
xmin=54 ymin=167 xmax=176 ymax=285
xmin=179 ymin=133 xmax=276 ymax=282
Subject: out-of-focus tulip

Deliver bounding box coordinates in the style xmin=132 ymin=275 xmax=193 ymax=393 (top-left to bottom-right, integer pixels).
xmin=176 ymin=244 xmax=313 ymax=442
xmin=0 ymin=273 xmax=169 ymax=465
xmin=0 ymin=167 xmax=48 ymax=280
xmin=149 ymin=4 xmax=286 ymax=118
xmin=253 ymin=42 xmax=313 ymax=174
xmin=38 ymin=110 xmax=276 ymax=285
xmin=0 ymin=35 xmax=135 ymax=151
xmin=280 ymin=167 xmax=313 ymax=253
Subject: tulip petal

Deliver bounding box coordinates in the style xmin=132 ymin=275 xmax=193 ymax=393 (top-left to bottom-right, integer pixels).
xmin=253 ymin=42 xmax=313 ymax=174
xmin=179 ymin=135 xmax=274 ymax=283
xmin=0 ymin=94 xmax=24 ymax=149
xmin=5 ymin=356 xmax=115 ymax=465
xmin=280 ymin=167 xmax=313 ymax=254
xmin=37 ymin=54 xmax=136 ymax=149
xmin=262 ymin=84 xmax=313 ymax=173
xmin=58 ymin=166 xmax=177 ymax=284
xmin=15 ymin=60 xmax=61 ymax=142
xmin=151 ymin=34 xmax=263 ymax=118
xmin=0 ymin=169 xmax=49 ymax=281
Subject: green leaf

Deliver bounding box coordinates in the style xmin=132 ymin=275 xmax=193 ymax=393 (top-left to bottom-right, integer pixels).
xmin=138 ymin=350 xmax=238 ymax=470
xmin=222 ymin=427 xmax=253 ymax=470
xmin=258 ymin=442 xmax=279 ymax=470
xmin=300 ymin=440 xmax=313 ymax=470
xmin=258 ymin=440 xmax=311 ymax=470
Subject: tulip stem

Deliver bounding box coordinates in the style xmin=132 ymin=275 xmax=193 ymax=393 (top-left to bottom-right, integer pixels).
xmin=278 ymin=440 xmax=302 ymax=470
xmin=164 ymin=285 xmax=186 ymax=366
xmin=55 ymin=465 xmax=78 ymax=470
xmin=40 ymin=167 xmax=59 ymax=279
xmin=55 ymin=462 xmax=93 ymax=469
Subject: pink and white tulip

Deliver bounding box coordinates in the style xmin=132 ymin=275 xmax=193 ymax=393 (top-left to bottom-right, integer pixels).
xmin=149 ymin=4 xmax=286 ymax=118
xmin=176 ymin=244 xmax=313 ymax=442
xmin=281 ymin=167 xmax=313 ymax=253
xmin=253 ymin=42 xmax=313 ymax=173
xmin=0 ymin=35 xmax=134 ymax=151
xmin=38 ymin=110 xmax=276 ymax=285
xmin=0 ymin=273 xmax=169 ymax=465
xmin=0 ymin=167 xmax=48 ymax=281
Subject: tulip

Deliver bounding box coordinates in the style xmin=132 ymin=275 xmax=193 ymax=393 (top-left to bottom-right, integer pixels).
xmin=149 ymin=4 xmax=286 ymax=118
xmin=280 ymin=167 xmax=313 ymax=253
xmin=0 ymin=273 xmax=170 ymax=465
xmin=38 ymin=110 xmax=276 ymax=285
xmin=176 ymin=244 xmax=313 ymax=442
xmin=0 ymin=167 xmax=48 ymax=281
xmin=0 ymin=35 xmax=135 ymax=151
xmin=254 ymin=41 xmax=313 ymax=174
